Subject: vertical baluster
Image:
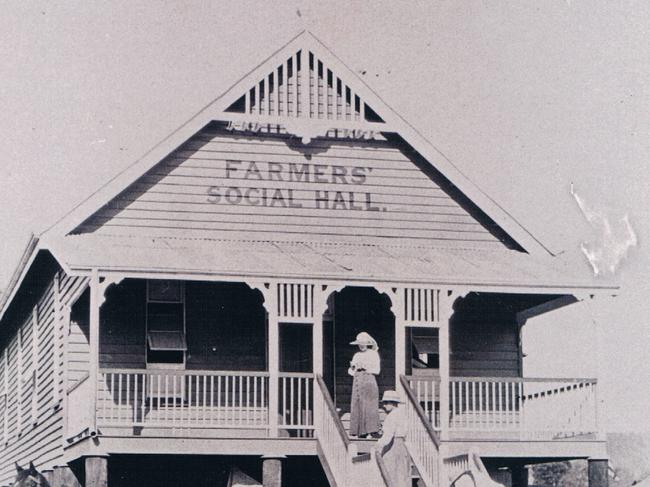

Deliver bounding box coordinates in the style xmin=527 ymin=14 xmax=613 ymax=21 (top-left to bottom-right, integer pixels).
xmin=210 ymin=375 xmax=215 ymax=426
xmin=245 ymin=375 xmax=250 ymax=425
xmin=155 ymin=374 xmax=160 ymax=425
xmin=298 ymin=377 xmax=303 ymax=427
xmin=253 ymin=376 xmax=258 ymax=426
xmin=477 ymin=381 xmax=486 ymax=429
xmin=148 ymin=373 xmax=154 ymax=425
xmin=191 ymin=374 xmax=196 ymax=425
xmin=290 ymin=377 xmax=295 ymax=427
xmin=238 ymin=375 xmax=243 ymax=426
xmin=126 ymin=374 xmax=131 ymax=426
xmin=225 ymin=375 xmax=229 ymax=425
xmin=132 ymin=374 xmax=138 ymax=424
xmin=262 ymin=376 xmax=267 ymax=425
xmin=469 ymin=381 xmax=476 ymax=428
xmin=423 ymin=380 xmax=429 ymax=422
xmin=172 ymin=374 xmax=178 ymax=427
xmin=100 ymin=373 xmax=107 ymax=424
xmin=202 ymin=375 xmax=207 ymax=425
xmin=217 ymin=375 xmax=222 ymax=425
xmin=460 ymin=381 xmax=465 ymax=429
xmin=517 ymin=380 xmax=525 ymax=432
xmin=114 ymin=373 xmax=121 ymax=423
xmin=281 ymin=376 xmax=286 ymax=426
xmin=187 ymin=374 xmax=192 ymax=427
xmin=163 ymin=374 xmax=168 ymax=423
xmin=489 ymin=381 xmax=495 ymax=430
xmin=506 ymin=382 xmax=512 ymax=427
xmin=497 ymin=381 xmax=502 ymax=428
xmin=141 ymin=373 xmax=146 ymax=425
xmin=451 ymin=381 xmax=456 ymax=431
xmin=510 ymin=382 xmax=517 ymax=426
xmin=306 ymin=377 xmax=311 ymax=427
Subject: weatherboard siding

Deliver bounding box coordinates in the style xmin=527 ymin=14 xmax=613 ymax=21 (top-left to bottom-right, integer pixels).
xmin=0 ymin=270 xmax=87 ymax=486
xmin=76 ymin=129 xmax=506 ymax=248
xmin=450 ymin=310 xmax=521 ymax=378
xmin=99 ymin=279 xmax=146 ymax=369
xmin=96 ymin=280 xmax=268 ymax=371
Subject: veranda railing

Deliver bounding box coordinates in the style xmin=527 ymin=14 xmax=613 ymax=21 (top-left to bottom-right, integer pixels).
xmin=407 ymin=376 xmax=599 ymax=439
xmin=97 ymin=368 xmax=314 ymax=434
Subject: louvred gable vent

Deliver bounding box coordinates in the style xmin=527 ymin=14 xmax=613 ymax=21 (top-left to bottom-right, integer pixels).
xmin=226 ymin=49 xmax=384 ymax=123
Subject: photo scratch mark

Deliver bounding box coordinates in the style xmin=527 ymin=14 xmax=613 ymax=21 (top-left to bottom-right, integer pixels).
xmin=571 ymin=183 xmax=637 ymax=276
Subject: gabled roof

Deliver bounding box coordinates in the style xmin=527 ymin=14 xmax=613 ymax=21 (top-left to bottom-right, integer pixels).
xmin=40 ymin=31 xmax=551 ymax=257
xmin=0 ymin=30 xmax=617 ymax=327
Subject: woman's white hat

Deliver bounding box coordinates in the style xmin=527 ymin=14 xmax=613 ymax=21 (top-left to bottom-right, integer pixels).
xmin=349 ymin=331 xmax=377 ymax=348
xmin=381 ymin=390 xmax=403 ymax=404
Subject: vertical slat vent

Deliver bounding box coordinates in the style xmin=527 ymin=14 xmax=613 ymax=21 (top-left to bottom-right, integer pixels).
xmin=403 ymin=288 xmax=441 ymax=324
xmin=233 ymin=50 xmax=372 ymax=122
xmin=276 ymin=283 xmax=315 ymax=320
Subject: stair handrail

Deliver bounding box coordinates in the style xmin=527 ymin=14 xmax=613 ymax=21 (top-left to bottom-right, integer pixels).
xmin=315 ymin=375 xmax=350 ymax=447
xmin=400 ymin=374 xmax=440 ymax=448
xmin=400 ymin=374 xmax=441 ymax=487
xmin=314 ymin=375 xmax=351 ymax=486
xmin=315 ymin=375 xmax=388 ymax=487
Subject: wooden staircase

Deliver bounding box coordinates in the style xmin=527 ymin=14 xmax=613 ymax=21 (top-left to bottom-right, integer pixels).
xmin=314 ymin=374 xmax=500 ymax=487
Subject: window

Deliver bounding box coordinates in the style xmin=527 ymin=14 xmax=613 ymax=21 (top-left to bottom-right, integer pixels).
xmin=407 ymin=327 xmax=439 ymax=374
xmin=146 ymin=280 xmax=186 ymax=366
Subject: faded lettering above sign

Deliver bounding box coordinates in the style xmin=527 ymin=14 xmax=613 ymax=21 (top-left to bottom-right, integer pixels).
xmin=206 ymin=159 xmax=386 ymax=211
xmin=225 ymin=120 xmax=378 ymax=141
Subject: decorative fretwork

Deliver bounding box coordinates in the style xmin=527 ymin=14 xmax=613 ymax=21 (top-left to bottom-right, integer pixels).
xmin=276 ymin=283 xmax=315 ymax=320
xmin=228 ymin=49 xmax=377 ymax=123
xmin=403 ymin=287 xmax=441 ymax=325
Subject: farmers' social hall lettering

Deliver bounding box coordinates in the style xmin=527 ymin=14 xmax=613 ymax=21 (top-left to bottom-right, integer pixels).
xmin=206 ymin=160 xmax=385 ymax=211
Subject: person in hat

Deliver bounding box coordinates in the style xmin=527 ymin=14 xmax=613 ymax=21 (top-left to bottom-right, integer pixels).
xmin=348 ymin=331 xmax=381 ymax=438
xmin=375 ymin=390 xmax=406 ymax=452
xmin=375 ymin=390 xmax=411 ymax=487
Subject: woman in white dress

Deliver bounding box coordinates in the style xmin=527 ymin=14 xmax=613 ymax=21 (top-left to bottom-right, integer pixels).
xmin=348 ymin=331 xmax=381 ymax=437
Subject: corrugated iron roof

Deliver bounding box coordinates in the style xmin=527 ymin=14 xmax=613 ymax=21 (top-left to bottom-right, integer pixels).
xmin=47 ymin=234 xmax=617 ymax=293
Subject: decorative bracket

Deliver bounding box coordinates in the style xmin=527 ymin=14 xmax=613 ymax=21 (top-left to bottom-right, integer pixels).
xmin=97 ymin=275 xmax=125 ymax=307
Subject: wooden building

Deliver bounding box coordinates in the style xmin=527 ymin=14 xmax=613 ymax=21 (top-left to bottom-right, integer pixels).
xmin=0 ymin=32 xmax=615 ymax=487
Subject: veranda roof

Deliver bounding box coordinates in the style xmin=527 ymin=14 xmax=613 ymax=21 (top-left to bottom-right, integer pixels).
xmin=46 ymin=234 xmax=616 ymax=293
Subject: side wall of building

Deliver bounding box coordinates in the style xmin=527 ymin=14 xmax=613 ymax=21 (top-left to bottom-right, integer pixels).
xmin=0 ymin=267 xmax=88 ymax=486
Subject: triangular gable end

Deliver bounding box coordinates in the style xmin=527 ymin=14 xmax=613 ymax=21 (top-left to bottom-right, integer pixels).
xmin=42 ymin=31 xmax=550 ymax=256
xmin=224 ymin=46 xmax=385 ymax=125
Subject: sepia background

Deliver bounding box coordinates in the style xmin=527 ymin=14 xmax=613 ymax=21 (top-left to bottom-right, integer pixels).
xmin=0 ymin=0 xmax=647 ymax=445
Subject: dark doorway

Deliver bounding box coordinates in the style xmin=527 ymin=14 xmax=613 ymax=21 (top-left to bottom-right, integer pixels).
xmin=280 ymin=323 xmax=313 ymax=373
xmin=323 ymin=287 xmax=395 ymax=412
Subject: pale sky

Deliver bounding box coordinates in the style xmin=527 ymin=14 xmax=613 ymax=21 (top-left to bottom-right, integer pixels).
xmin=0 ymin=1 xmax=648 ymax=431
